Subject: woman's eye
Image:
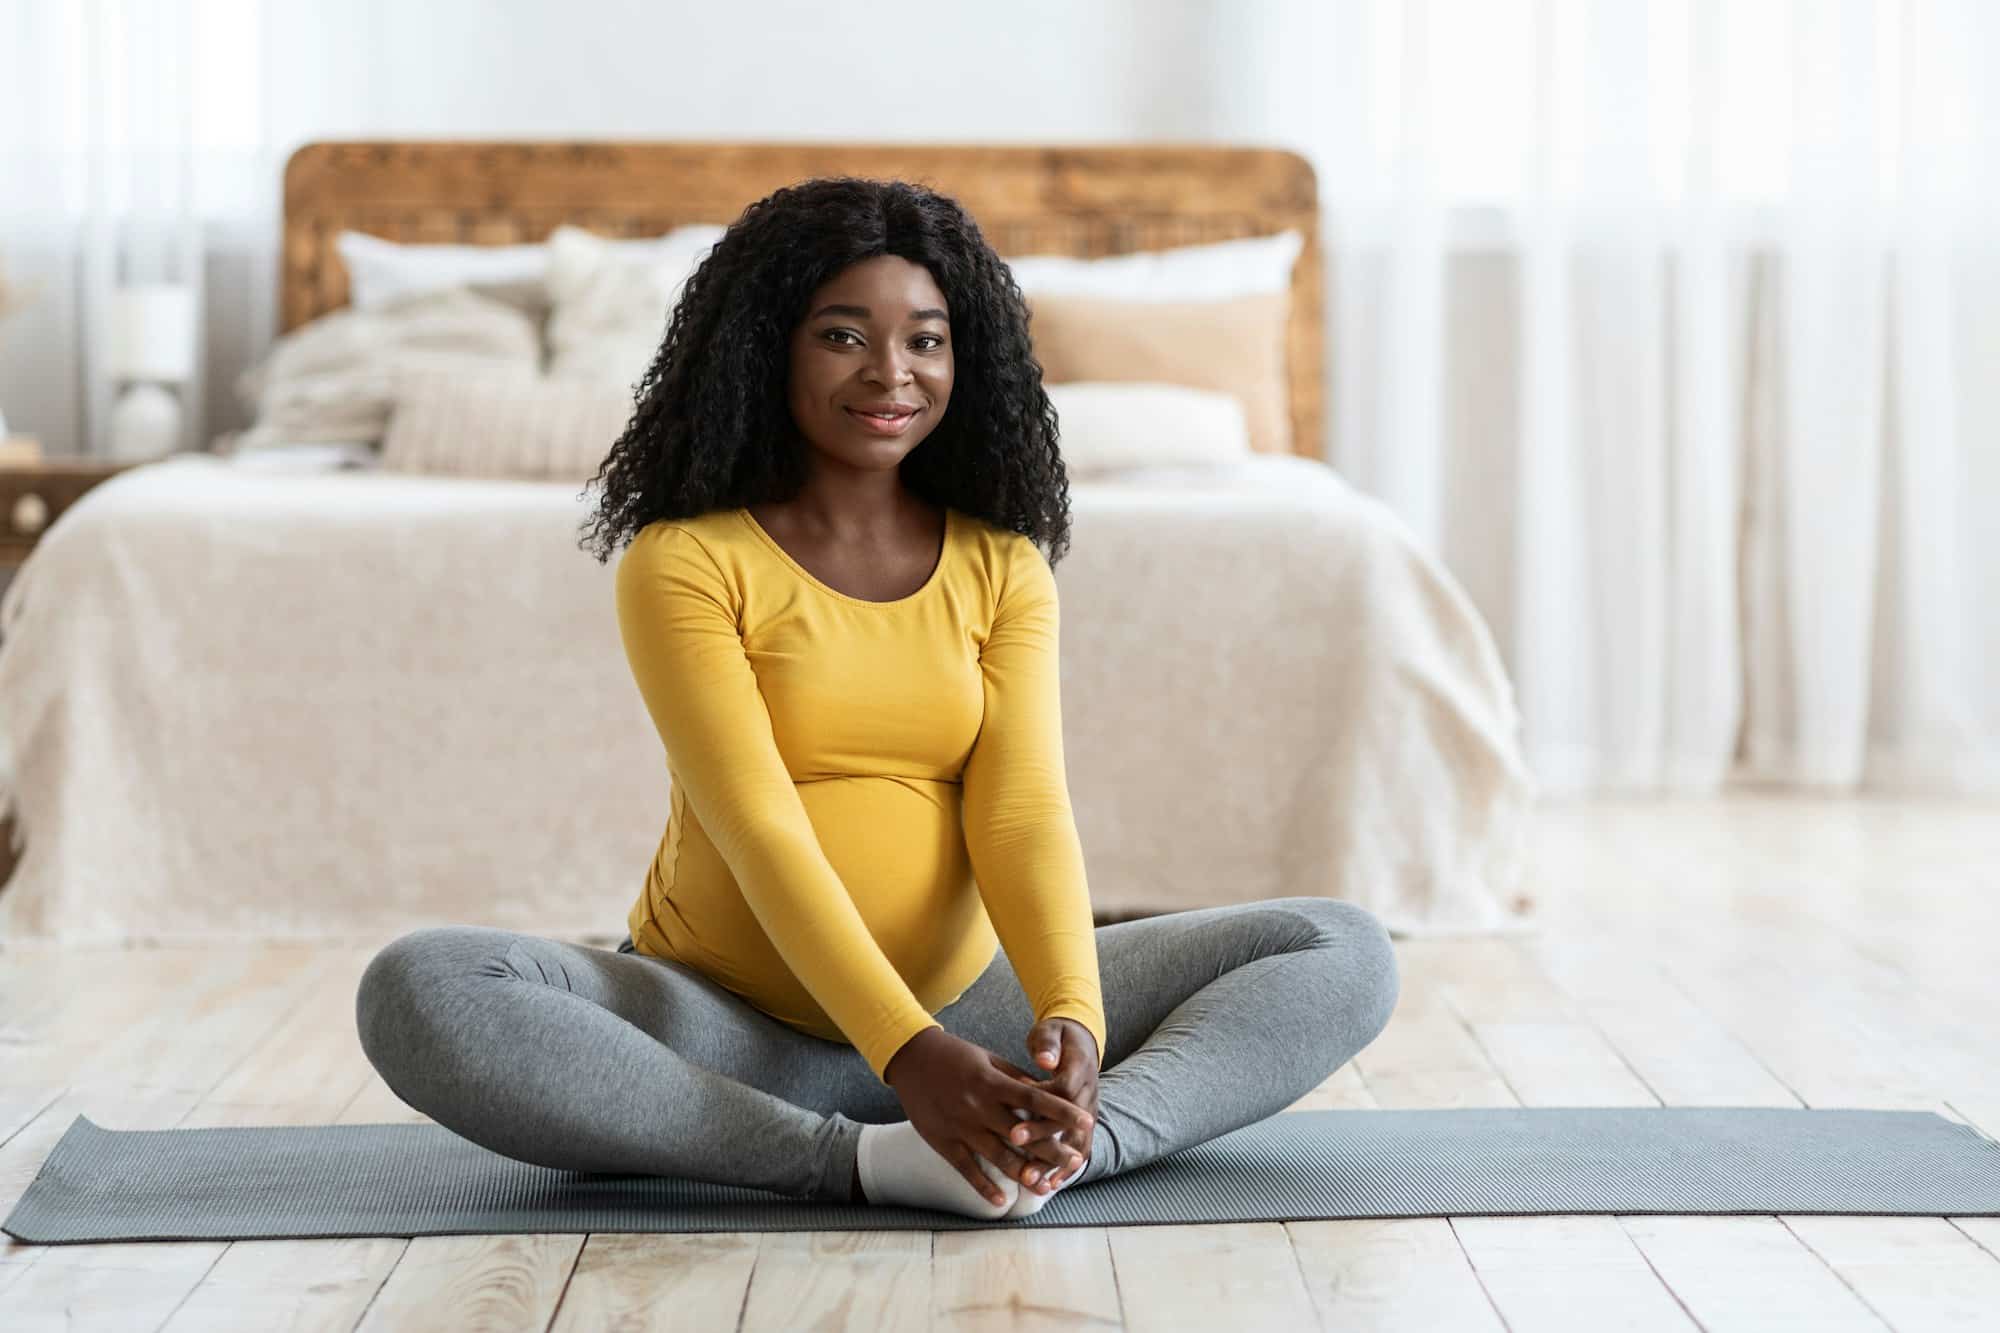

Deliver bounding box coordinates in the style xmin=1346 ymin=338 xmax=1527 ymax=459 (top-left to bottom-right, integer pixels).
xmin=821 ymin=328 xmax=943 ymax=350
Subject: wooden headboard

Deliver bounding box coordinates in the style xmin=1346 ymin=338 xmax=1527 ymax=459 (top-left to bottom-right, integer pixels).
xmin=282 ymin=140 xmax=1323 ymax=457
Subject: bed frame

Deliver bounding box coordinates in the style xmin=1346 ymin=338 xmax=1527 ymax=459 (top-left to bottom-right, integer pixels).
xmin=281 ymin=140 xmax=1324 ymax=457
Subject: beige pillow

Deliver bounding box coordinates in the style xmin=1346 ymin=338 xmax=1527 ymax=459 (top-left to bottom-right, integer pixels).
xmin=380 ymin=367 xmax=635 ymax=481
xmin=1026 ymin=290 xmax=1292 ymax=454
xmin=228 ymin=288 xmax=540 ymax=453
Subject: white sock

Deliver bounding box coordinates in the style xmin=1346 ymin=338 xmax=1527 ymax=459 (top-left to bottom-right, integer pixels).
xmin=855 ymin=1121 xmax=1019 ymax=1220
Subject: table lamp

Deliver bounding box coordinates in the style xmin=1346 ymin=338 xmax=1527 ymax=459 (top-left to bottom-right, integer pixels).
xmin=107 ymin=283 xmax=197 ymax=461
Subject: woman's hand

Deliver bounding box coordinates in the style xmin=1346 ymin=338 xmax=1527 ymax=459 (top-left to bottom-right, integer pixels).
xmin=882 ymin=1026 xmax=1094 ymax=1206
xmin=1007 ymin=1018 xmax=1101 ymax=1190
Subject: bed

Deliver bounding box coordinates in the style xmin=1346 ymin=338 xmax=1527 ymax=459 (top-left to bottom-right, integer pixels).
xmin=0 ymin=140 xmax=1536 ymax=947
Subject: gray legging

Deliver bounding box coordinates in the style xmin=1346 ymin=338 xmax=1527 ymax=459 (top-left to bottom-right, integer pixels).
xmin=354 ymin=896 xmax=1400 ymax=1201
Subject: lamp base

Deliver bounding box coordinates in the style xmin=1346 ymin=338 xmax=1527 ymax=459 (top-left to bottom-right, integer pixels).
xmin=108 ymin=382 xmax=182 ymax=461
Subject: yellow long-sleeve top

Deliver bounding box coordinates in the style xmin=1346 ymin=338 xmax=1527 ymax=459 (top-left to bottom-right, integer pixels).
xmin=613 ymin=504 xmax=1107 ymax=1082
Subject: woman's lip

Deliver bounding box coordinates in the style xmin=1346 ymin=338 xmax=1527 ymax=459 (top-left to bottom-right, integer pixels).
xmin=844 ymin=405 xmax=921 ymax=436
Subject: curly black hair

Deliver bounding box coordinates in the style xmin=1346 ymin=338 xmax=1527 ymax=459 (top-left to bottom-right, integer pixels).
xmin=575 ymin=176 xmax=1071 ymax=567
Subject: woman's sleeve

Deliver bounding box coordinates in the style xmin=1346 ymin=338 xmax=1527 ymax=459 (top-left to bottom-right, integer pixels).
xmin=961 ymin=535 xmax=1109 ymax=1062
xmin=615 ymin=525 xmax=940 ymax=1082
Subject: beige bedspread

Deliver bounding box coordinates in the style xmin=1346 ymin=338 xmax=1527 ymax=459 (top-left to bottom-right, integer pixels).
xmin=0 ymin=453 xmax=1536 ymax=948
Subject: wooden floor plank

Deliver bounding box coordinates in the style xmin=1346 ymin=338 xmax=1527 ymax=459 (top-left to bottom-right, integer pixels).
xmin=351 ymin=1233 xmax=584 ymax=1332
xmin=737 ymin=1231 xmax=931 ymax=1332
xmin=1653 ymin=920 xmax=1998 ymax=1110
xmin=0 ymin=1235 xmax=228 ymax=1332
xmin=1450 ymin=1215 xmax=1700 ymax=1331
xmin=1618 ymin=1215 xmax=1889 ymax=1331
xmin=2 ymin=948 xmax=215 ymax=1114
xmin=1519 ymin=933 xmax=1801 ymax=1106
xmin=183 ymin=947 xmax=380 ymax=1126
xmin=156 ymin=1237 xmax=407 ymax=1333
xmin=931 ymin=1228 xmax=1123 ymax=1331
xmin=1286 ymin=1219 xmax=1505 ymax=1331
xmin=1106 ymin=1223 xmax=1317 ymax=1332
xmin=551 ymin=1233 xmax=758 ymax=1332
xmin=70 ymin=945 xmax=336 ymax=1101
xmin=1784 ymin=1214 xmax=2000 ymax=1331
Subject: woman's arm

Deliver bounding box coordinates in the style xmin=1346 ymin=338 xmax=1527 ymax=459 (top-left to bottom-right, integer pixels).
xmin=615 ymin=524 xmax=938 ymax=1081
xmin=960 ymin=535 xmax=1109 ymax=1063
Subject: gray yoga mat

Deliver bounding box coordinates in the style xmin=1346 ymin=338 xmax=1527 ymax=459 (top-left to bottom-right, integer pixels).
xmin=8 ymin=1107 xmax=2000 ymax=1244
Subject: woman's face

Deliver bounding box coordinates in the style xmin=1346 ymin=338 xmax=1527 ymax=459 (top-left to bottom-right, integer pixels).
xmin=787 ymin=254 xmax=954 ymax=470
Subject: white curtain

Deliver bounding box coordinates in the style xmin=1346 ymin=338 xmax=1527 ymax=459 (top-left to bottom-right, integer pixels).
xmin=1282 ymin=0 xmax=1999 ymax=795
xmin=0 ymin=0 xmax=281 ymax=461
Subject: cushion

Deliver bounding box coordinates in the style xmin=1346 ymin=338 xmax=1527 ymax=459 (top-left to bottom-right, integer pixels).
xmin=1007 ymin=230 xmax=1302 ymax=301
xmin=543 ymin=224 xmax=727 ymax=389
xmin=1046 ymin=383 xmax=1250 ymax=475
xmin=335 ymin=228 xmax=727 ymax=315
xmin=380 ymin=368 xmax=634 ymax=481
xmin=226 ymin=289 xmax=541 ymax=454
xmin=336 ymin=233 xmax=553 ymax=314
xmin=1027 ymin=291 xmax=1292 ymax=454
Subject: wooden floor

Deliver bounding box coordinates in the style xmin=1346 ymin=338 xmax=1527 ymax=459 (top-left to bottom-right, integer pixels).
xmin=4 ymin=792 xmax=2000 ymax=1331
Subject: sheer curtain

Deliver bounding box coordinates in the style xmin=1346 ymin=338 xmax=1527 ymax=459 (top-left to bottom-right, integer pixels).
xmin=0 ymin=0 xmax=280 ymax=462
xmin=1279 ymin=0 xmax=1998 ymax=795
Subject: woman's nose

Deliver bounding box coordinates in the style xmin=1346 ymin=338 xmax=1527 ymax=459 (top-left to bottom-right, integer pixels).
xmin=864 ymin=345 xmax=913 ymax=385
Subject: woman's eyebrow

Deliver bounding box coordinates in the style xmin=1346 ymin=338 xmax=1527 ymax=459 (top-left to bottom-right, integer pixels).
xmin=809 ymin=303 xmax=950 ymax=322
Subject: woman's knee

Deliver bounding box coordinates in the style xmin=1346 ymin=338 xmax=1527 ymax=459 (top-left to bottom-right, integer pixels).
xmin=1272 ymin=896 xmax=1402 ymax=1043
xmin=353 ymin=925 xmax=496 ymax=1071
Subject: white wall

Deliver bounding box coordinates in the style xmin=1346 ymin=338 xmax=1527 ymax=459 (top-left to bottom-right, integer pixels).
xmin=264 ymin=0 xmax=1261 ymax=144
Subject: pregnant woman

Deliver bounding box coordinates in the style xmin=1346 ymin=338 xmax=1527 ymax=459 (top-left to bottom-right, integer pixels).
xmin=354 ymin=176 xmax=1401 ymax=1220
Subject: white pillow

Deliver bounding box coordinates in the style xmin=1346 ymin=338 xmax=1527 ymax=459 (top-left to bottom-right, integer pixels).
xmin=543 ymin=224 xmax=728 ymax=389
xmin=1047 ymin=382 xmax=1251 ymax=476
xmin=1007 ymin=230 xmax=1303 ymax=302
xmin=336 ymin=232 xmax=552 ymax=312
xmin=335 ymin=227 xmax=728 ymax=313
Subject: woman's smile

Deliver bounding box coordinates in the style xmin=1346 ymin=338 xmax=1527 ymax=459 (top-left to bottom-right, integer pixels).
xmin=845 ymin=403 xmax=923 ymax=436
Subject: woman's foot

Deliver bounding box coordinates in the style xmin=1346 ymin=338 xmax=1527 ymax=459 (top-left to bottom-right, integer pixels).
xmin=854 ymin=1121 xmax=1019 ymax=1220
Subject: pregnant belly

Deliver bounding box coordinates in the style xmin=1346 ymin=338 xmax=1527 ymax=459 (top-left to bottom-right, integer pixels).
xmin=653 ymin=775 xmax=997 ymax=1034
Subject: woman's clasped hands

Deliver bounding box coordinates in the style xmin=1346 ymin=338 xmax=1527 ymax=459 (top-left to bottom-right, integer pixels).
xmin=882 ymin=1018 xmax=1101 ymax=1207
